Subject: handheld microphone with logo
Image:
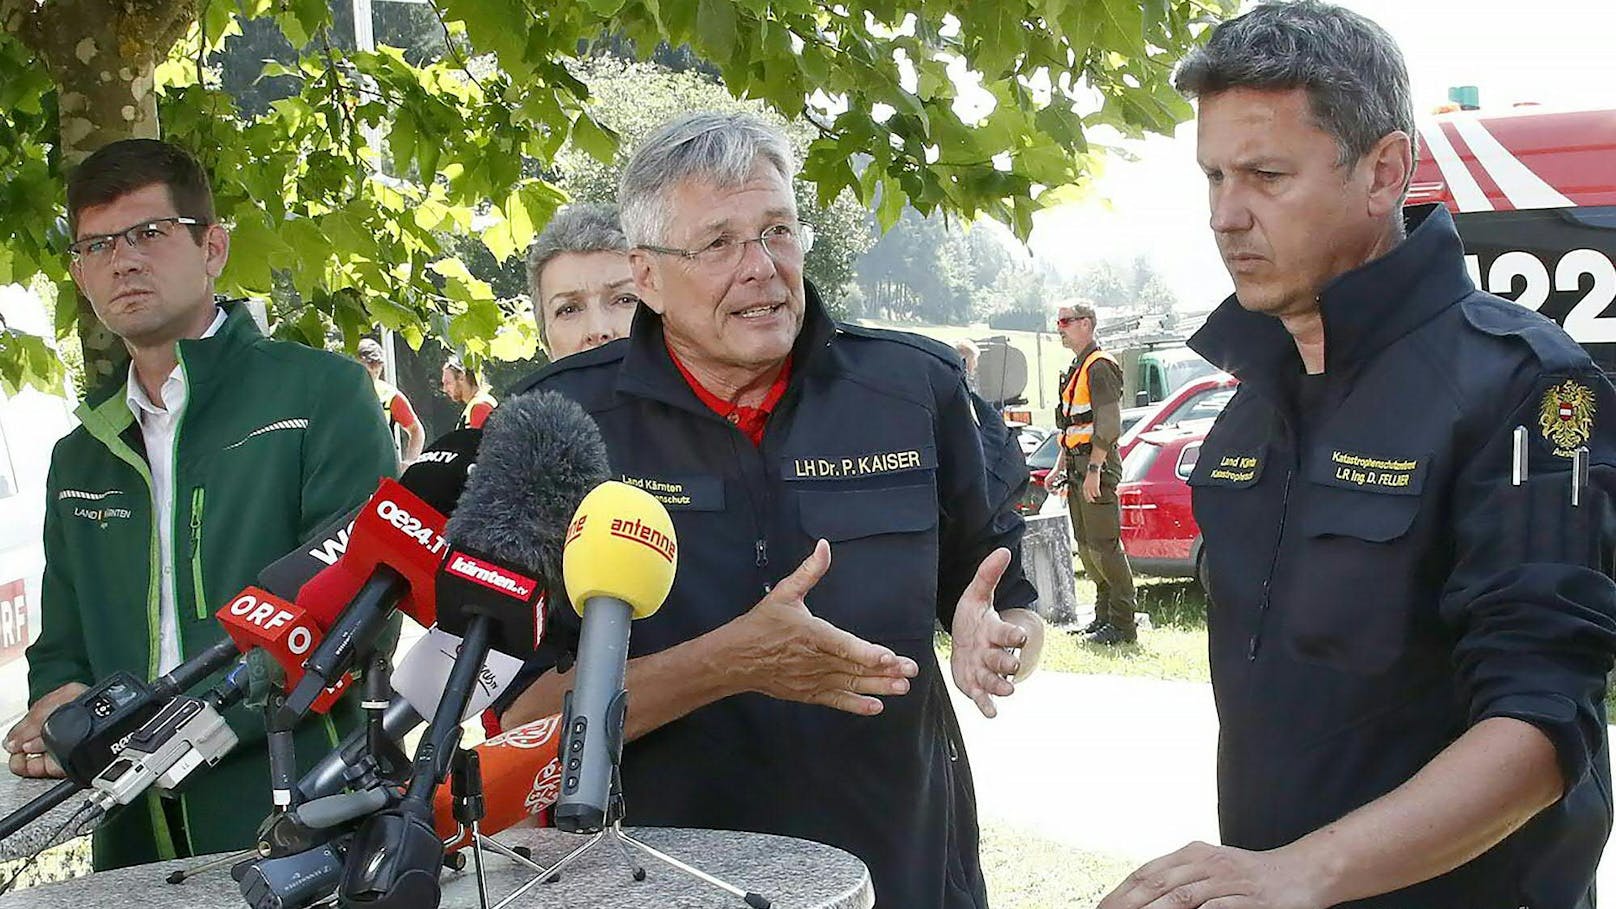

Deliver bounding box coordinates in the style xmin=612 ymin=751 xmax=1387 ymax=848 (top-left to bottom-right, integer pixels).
xmin=338 ymin=393 xmax=607 ymax=909
xmin=553 ymin=481 xmax=676 ymax=834
xmin=280 ymin=480 xmax=450 ymax=718
xmin=217 ymin=587 xmax=351 ymax=713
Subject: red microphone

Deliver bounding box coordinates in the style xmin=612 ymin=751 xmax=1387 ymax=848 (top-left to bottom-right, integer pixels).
xmin=215 ymin=587 xmax=351 ymax=713
xmin=283 ymin=479 xmax=452 ymax=717
xmin=323 ymin=477 xmax=449 ymax=628
xmin=430 ymin=714 xmax=564 ymax=849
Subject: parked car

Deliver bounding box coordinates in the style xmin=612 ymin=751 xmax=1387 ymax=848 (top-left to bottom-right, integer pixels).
xmin=1016 ymin=432 xmax=1061 ymax=515
xmin=1120 ymin=406 xmax=1152 ymax=436
xmin=1118 ymin=421 xmax=1217 ymax=593
xmin=1016 ymin=400 xmax=1188 ymax=516
xmin=1118 ymin=371 xmax=1238 ymax=461
xmin=1011 ymin=424 xmax=1051 ymax=457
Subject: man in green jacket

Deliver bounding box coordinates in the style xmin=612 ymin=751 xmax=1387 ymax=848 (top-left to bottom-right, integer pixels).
xmin=0 ymin=139 xmax=395 ymax=869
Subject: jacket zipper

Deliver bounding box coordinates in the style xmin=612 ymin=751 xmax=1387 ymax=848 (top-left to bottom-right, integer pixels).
xmin=1249 ymin=413 xmax=1298 ymax=661
xmin=190 ymin=487 xmax=206 ymax=619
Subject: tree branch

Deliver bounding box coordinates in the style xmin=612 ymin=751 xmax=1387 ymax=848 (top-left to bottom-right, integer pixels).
xmin=425 ymin=0 xmax=487 ymax=96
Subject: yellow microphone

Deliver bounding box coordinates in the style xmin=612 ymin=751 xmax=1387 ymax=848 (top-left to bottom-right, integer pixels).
xmin=561 ymin=481 xmax=677 ymax=620
xmin=554 ymin=481 xmax=677 ymax=832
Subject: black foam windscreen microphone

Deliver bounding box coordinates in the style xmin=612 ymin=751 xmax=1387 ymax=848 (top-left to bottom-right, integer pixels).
xmin=435 ymin=394 xmax=609 ymax=656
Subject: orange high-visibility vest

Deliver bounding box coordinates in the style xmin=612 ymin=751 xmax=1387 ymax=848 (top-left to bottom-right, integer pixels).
xmin=457 ymin=390 xmax=498 ymax=430
xmin=1060 ymin=348 xmax=1119 ymax=450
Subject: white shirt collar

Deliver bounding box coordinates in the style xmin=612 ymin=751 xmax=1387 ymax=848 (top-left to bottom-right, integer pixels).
xmin=125 ymin=306 xmax=227 ymax=417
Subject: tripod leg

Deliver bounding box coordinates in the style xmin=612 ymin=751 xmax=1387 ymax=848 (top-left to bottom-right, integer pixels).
xmin=604 ymin=827 xmax=646 ymax=882
xmin=488 ymin=829 xmax=605 ymax=909
xmin=470 ymin=821 xmax=490 ymax=909
xmin=618 ymin=831 xmax=772 ymax=908
xmin=473 ymin=836 xmax=547 ymax=874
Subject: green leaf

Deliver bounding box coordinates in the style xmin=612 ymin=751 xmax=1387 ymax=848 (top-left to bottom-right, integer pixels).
xmin=697 ymin=0 xmax=739 ymax=61
xmin=569 ymin=113 xmax=618 ymax=166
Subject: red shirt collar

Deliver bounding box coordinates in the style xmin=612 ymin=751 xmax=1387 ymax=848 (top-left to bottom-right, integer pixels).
xmin=665 ymin=342 xmax=792 ymax=446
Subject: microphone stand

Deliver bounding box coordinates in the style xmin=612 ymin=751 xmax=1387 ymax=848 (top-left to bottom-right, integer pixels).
xmin=445 ymin=747 xmax=547 ymax=909
xmin=490 ymin=704 xmax=774 ymax=909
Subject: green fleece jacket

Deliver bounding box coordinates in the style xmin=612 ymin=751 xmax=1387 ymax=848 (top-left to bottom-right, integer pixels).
xmin=27 ymin=303 xmax=396 ymax=869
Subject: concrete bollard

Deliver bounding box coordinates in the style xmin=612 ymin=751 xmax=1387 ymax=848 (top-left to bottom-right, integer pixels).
xmin=1023 ymin=513 xmax=1077 ymax=625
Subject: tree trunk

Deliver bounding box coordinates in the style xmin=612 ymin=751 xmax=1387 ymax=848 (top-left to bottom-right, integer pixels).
xmin=4 ymin=0 xmax=196 ymax=389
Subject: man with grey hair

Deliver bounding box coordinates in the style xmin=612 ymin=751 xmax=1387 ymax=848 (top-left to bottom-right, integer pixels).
xmin=503 ymin=110 xmax=1046 ymax=908
xmin=1101 ymin=3 xmax=1616 ymax=908
xmin=526 ymin=203 xmax=638 ymax=360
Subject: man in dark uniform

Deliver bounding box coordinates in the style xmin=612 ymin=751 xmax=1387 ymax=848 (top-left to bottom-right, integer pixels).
xmin=499 ymin=110 xmax=1045 ymax=908
xmin=1047 ymin=300 xmax=1136 ymax=644
xmin=1101 ymin=4 xmax=1616 ymax=908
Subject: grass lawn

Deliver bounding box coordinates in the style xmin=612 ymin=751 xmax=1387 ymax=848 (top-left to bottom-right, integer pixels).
xmin=980 ymin=820 xmax=1135 ymax=909
xmin=941 ymin=575 xmax=1214 ymax=685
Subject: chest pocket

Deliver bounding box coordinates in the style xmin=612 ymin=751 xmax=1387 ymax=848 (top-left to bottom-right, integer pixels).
xmin=795 ymin=482 xmax=940 ymax=644
xmin=1285 ymin=459 xmax=1428 ymax=674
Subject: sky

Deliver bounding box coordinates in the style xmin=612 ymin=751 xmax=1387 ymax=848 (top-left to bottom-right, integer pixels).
xmin=1023 ymin=0 xmax=1616 ymax=312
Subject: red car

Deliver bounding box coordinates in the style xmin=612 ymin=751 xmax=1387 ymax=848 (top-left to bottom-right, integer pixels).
xmin=1118 ymin=419 xmax=1218 ymax=593
xmin=1117 ymin=371 xmax=1238 ymax=461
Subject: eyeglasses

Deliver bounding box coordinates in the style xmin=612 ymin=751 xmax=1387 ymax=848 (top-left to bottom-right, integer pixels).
xmin=1056 ymin=316 xmax=1082 ymax=328
xmin=67 ymin=217 xmax=208 ymax=264
xmin=640 ymin=222 xmax=816 ymax=273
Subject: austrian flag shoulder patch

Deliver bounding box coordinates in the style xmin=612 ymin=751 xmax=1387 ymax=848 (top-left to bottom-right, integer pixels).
xmin=1538 ymin=378 xmax=1597 ymax=458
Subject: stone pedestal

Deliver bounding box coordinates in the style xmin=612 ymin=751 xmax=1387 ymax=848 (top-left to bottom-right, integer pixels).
xmin=0 ymin=775 xmax=87 ymax=863
xmin=1 ymin=827 xmax=875 ymax=909
xmin=1024 ymin=512 xmax=1077 ymax=625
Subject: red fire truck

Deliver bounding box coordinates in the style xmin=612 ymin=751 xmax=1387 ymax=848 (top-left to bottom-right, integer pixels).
xmin=1408 ymin=107 xmax=1616 ymax=371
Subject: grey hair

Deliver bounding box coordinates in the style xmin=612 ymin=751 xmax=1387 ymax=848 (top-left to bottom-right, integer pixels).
xmin=1059 ymin=299 xmax=1097 ymax=323
xmin=617 ymin=111 xmax=796 ymax=247
xmin=526 ymin=203 xmax=629 ymax=344
xmin=1174 ymin=1 xmax=1414 ymax=168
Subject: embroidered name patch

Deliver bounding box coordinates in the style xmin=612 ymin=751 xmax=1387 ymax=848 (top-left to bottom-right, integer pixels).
xmin=1191 ymin=449 xmax=1264 ymax=488
xmin=616 ymin=475 xmax=724 ymax=511
xmin=788 ymin=446 xmax=936 ymax=480
xmin=1538 ymin=379 xmax=1596 ymax=459
xmin=1317 ymin=450 xmax=1426 ymax=495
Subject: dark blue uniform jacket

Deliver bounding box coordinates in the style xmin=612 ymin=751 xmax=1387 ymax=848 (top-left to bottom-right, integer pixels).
xmin=511 ymin=285 xmax=1037 ymax=909
xmin=1188 ymin=203 xmax=1616 ymax=908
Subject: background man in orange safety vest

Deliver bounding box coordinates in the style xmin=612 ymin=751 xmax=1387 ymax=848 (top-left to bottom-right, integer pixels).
xmin=1046 ymin=300 xmax=1137 ymax=645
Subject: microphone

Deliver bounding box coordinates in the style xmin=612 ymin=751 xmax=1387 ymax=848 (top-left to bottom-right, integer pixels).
xmin=216 ymin=587 xmax=351 ymax=713
xmin=281 ymin=479 xmax=451 ymax=718
xmin=256 ymin=429 xmax=483 ymax=601
xmin=339 ymin=393 xmax=607 ymax=908
xmin=429 ymin=714 xmax=565 ymax=848
xmin=553 ymin=481 xmax=677 ymax=834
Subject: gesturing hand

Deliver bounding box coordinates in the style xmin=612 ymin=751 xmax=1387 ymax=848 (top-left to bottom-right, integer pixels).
xmin=723 ymin=539 xmax=919 ymax=716
xmin=949 ymin=548 xmax=1026 ymax=718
